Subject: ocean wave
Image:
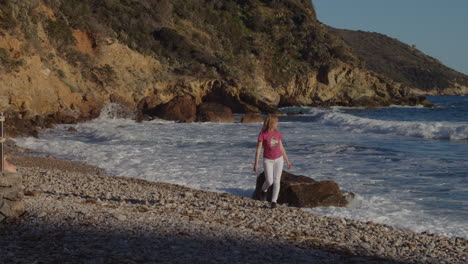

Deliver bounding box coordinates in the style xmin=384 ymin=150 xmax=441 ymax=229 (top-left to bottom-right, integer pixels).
xmin=318 ymin=111 xmax=468 ymax=140
xmin=98 ymin=103 xmax=136 ymax=120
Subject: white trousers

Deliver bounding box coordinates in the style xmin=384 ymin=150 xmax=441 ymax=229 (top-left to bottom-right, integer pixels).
xmin=262 ymin=157 xmax=284 ymax=203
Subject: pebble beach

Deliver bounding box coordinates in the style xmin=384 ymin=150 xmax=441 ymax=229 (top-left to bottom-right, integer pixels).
xmin=0 ymin=146 xmax=467 ymax=264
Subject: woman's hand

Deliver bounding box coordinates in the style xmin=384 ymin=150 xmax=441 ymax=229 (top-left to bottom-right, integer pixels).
xmin=253 ymin=163 xmax=259 ymax=172
xmin=286 ymin=160 xmax=292 ymax=169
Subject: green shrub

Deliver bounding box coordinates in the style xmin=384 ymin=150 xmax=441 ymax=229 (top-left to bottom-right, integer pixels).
xmin=0 ymin=48 xmax=24 ymax=73
xmin=0 ymin=4 xmax=17 ymax=29
xmin=91 ymin=64 xmax=116 ymax=85
xmin=64 ymin=50 xmax=94 ymax=68
xmin=56 ymin=69 xmax=65 ymax=78
xmin=45 ymin=19 xmax=75 ymax=51
xmin=11 ymin=0 xmax=362 ymax=93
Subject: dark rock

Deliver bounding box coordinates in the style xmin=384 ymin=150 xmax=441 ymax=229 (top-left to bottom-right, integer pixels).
xmin=286 ymin=111 xmax=305 ymax=116
xmin=67 ymin=127 xmax=77 ymax=132
xmin=417 ymin=96 xmax=436 ymax=108
xmin=252 ymin=171 xmax=351 ymax=208
xmin=196 ymin=103 xmax=234 ymax=123
xmin=154 ymin=95 xmax=196 ymax=122
xmin=4 ymin=113 xmax=43 ymax=138
xmin=135 ymin=114 xmax=152 ymax=123
xmin=54 ymin=109 xmax=80 ymax=124
xmin=241 ymin=112 xmax=263 ymax=123
xmin=80 ymin=92 xmax=104 ymax=120
xmin=400 ymin=96 xmax=436 ymax=108
xmin=136 ymin=96 xmax=162 ymax=122
xmin=24 ymin=189 xmax=41 ymax=197
xmin=352 ymin=96 xmax=388 ymax=108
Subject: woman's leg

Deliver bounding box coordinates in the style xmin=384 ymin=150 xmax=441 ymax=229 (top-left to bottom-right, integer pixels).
xmin=262 ymin=158 xmax=274 ymax=192
xmin=271 ymin=157 xmax=284 ymax=203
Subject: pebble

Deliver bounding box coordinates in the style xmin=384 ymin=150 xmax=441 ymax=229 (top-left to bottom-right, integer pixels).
xmin=36 ymin=212 xmax=47 ymax=218
xmin=114 ymin=214 xmax=127 ymax=221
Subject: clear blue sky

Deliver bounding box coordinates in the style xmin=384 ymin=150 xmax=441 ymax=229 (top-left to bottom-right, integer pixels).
xmin=313 ymin=0 xmax=468 ymax=75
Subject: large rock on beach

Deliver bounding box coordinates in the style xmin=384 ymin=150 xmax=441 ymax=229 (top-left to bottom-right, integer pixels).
xmin=154 ymin=95 xmax=197 ymax=123
xmin=252 ymin=171 xmax=351 ymax=208
xmin=196 ymin=103 xmax=234 ymax=123
xmin=135 ymin=96 xmax=162 ymax=122
xmin=0 ymin=172 xmax=25 ymax=222
xmin=241 ymin=112 xmax=264 ymax=123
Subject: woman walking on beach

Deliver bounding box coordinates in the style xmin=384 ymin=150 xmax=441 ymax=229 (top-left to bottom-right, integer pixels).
xmin=254 ymin=114 xmax=291 ymax=208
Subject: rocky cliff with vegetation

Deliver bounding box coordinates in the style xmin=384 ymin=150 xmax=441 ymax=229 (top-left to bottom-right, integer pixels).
xmin=330 ymin=28 xmax=468 ymax=95
xmin=0 ymin=0 xmax=429 ymax=135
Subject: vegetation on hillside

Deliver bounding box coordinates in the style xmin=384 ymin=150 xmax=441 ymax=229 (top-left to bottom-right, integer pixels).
xmin=1 ymin=0 xmax=358 ymax=89
xmin=330 ymin=28 xmax=468 ymax=91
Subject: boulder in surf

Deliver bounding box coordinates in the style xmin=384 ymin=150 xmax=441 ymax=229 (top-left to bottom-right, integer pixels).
xmin=252 ymin=171 xmax=353 ymax=208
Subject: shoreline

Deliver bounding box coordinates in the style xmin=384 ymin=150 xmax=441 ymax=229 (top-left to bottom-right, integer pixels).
xmin=1 ymin=143 xmax=467 ymax=263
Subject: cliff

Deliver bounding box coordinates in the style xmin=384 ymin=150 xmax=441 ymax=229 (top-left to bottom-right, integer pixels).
xmin=0 ymin=0 xmax=427 ymax=136
xmin=330 ymin=28 xmax=468 ymax=95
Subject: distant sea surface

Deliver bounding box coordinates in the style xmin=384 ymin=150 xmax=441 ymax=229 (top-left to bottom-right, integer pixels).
xmin=15 ymin=96 xmax=468 ymax=238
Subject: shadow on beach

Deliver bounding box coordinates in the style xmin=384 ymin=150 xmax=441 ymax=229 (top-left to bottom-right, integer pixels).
xmin=0 ymin=219 xmax=406 ymax=264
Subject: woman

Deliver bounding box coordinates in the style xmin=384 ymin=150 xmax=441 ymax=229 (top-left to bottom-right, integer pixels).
xmin=254 ymin=114 xmax=291 ymax=208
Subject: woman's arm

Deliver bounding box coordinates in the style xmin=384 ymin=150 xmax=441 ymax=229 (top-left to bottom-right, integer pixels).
xmin=254 ymin=141 xmax=263 ymax=172
xmin=280 ymin=141 xmax=292 ymax=169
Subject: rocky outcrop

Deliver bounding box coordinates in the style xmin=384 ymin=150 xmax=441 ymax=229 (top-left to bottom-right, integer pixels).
xmin=279 ymin=62 xmax=413 ymax=108
xmin=0 ymin=172 xmax=25 ymax=222
xmin=196 ymin=103 xmax=234 ymax=123
xmin=154 ymin=95 xmax=197 ymax=123
xmin=252 ymin=171 xmax=352 ymax=208
xmin=331 ymin=28 xmax=468 ymax=95
xmin=241 ymin=113 xmax=263 ymax=123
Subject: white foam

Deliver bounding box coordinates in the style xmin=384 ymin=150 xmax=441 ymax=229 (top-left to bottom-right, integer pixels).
xmin=98 ymin=103 xmax=136 ymax=120
xmin=299 ymin=108 xmax=468 ymax=140
xmin=389 ymin=104 xmax=425 ymax=108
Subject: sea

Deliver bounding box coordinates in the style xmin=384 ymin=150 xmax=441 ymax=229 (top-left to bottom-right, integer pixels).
xmin=14 ymin=96 xmax=468 ymax=238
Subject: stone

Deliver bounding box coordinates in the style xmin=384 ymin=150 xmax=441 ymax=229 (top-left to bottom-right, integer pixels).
xmin=135 ymin=96 xmax=161 ymax=121
xmin=37 ymin=212 xmax=47 ymax=218
xmin=0 ymin=186 xmax=25 ymax=201
xmin=80 ymin=92 xmax=105 ymax=120
xmin=252 ymin=171 xmax=351 ymax=208
xmin=241 ymin=112 xmax=263 ymax=123
xmin=0 ymin=200 xmax=12 ymax=217
xmin=154 ymin=95 xmax=197 ymax=122
xmin=115 ymin=214 xmax=127 ymax=221
xmin=286 ymin=111 xmax=305 ymax=116
xmin=67 ymin=127 xmax=78 ymax=132
xmin=0 ymin=173 xmax=22 ymax=187
xmin=0 ymin=172 xmax=25 ymax=221
xmin=196 ymin=103 xmax=234 ymax=123
xmin=54 ymin=109 xmax=80 ymax=124
xmin=4 ymin=115 xmax=40 ymax=137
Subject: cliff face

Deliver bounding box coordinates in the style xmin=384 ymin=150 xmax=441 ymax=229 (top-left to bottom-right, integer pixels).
xmin=0 ymin=0 xmax=425 ymax=135
xmin=331 ymin=28 xmax=468 ymax=95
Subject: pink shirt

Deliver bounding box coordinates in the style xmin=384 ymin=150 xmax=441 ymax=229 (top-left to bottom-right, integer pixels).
xmin=258 ymin=130 xmax=283 ymax=159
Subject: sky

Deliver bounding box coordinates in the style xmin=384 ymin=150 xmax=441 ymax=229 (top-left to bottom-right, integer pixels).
xmin=313 ymin=0 xmax=468 ymax=75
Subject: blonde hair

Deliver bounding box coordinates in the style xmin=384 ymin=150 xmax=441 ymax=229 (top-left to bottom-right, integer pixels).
xmin=262 ymin=114 xmax=278 ymax=132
